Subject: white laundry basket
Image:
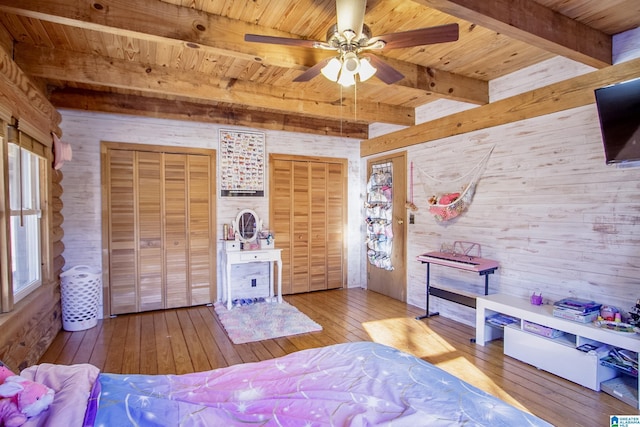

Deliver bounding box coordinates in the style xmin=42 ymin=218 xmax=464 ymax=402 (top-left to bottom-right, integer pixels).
xmin=60 ymin=265 xmax=101 ymax=331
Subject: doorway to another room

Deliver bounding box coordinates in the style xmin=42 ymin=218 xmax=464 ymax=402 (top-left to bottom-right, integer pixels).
xmin=366 ymin=152 xmax=407 ymax=302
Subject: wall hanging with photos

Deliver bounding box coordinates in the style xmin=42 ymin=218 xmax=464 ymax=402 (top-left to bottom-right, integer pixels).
xmin=219 ymin=129 xmax=265 ymax=197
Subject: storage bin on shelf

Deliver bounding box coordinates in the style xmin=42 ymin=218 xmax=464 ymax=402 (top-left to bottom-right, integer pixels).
xmin=60 ymin=265 xmax=101 ymax=331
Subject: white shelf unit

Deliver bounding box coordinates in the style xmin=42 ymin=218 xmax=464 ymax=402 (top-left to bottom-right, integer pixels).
xmin=476 ymin=294 xmax=640 ymax=407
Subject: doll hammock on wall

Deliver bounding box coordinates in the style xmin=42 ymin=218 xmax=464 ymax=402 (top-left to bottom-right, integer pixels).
xmin=417 ymin=146 xmax=494 ymax=222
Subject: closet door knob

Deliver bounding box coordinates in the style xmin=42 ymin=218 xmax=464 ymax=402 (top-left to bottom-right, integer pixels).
xmin=397 ymin=218 xmax=404 ymax=225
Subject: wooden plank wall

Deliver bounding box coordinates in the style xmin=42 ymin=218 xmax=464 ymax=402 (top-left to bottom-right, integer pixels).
xmin=404 ymin=104 xmax=640 ymax=325
xmin=58 ymin=113 xmax=363 ymax=315
xmin=373 ymin=54 xmax=640 ymax=325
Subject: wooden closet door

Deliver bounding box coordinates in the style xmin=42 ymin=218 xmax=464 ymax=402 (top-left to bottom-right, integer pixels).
xmin=108 ymin=149 xmax=137 ymax=314
xmin=326 ymin=162 xmax=345 ymax=288
xmin=137 ymin=152 xmax=164 ymax=312
xmin=309 ymin=162 xmax=327 ymax=291
xmin=270 ymin=155 xmax=347 ymax=295
xmin=164 ymin=153 xmax=215 ymax=308
xmin=271 ymin=159 xmax=293 ymax=294
xmin=109 ymin=150 xmax=164 ymax=314
xmin=104 ymin=144 xmax=216 ymax=315
xmin=187 ymin=154 xmax=215 ymax=305
xmin=292 ymin=162 xmax=310 ymax=293
xmin=164 ymin=154 xmax=188 ymax=309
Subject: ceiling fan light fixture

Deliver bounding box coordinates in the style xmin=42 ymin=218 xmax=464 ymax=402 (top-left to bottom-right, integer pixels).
xmin=337 ymin=69 xmax=356 ymax=87
xmin=358 ymin=57 xmax=376 ymax=82
xmin=342 ymin=52 xmax=360 ymax=74
xmin=321 ymin=57 xmax=342 ymax=81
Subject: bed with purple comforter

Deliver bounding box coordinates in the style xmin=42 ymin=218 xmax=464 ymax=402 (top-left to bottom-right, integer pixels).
xmin=20 ymin=341 xmax=551 ymax=426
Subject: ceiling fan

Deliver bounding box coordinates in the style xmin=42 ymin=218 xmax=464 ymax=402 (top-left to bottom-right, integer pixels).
xmin=244 ymin=0 xmax=459 ymax=86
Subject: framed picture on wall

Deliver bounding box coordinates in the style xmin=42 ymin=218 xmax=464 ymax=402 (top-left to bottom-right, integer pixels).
xmin=219 ymin=129 xmax=265 ymax=197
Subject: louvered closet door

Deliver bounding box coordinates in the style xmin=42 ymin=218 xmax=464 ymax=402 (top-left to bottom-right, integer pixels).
xmin=187 ymin=154 xmax=215 ymax=305
xmin=108 ymin=150 xmax=165 ymax=314
xmin=326 ymin=163 xmax=345 ymax=288
xmin=271 ymin=159 xmax=293 ymax=294
xmin=164 ymin=153 xmax=214 ymax=308
xmin=309 ymin=163 xmax=328 ymax=291
xmin=105 ymin=145 xmax=215 ymax=315
xmin=108 ymin=149 xmax=138 ymax=314
xmin=137 ymin=152 xmax=164 ymax=311
xmin=164 ymin=154 xmax=189 ymax=309
xmin=270 ymin=155 xmax=347 ymax=295
xmin=292 ymin=162 xmax=310 ymax=293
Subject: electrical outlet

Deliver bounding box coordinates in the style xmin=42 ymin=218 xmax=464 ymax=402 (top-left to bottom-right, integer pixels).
xmin=409 ymin=213 xmax=415 ymax=224
xmin=251 ymin=278 xmax=257 ymax=287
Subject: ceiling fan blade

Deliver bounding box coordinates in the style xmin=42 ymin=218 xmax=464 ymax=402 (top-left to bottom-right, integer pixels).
xmin=244 ymin=34 xmax=319 ymax=48
xmin=375 ymin=23 xmax=459 ymax=50
xmin=336 ymin=0 xmax=366 ymax=36
xmin=293 ymin=57 xmax=333 ymax=82
xmin=364 ymin=55 xmax=405 ymax=84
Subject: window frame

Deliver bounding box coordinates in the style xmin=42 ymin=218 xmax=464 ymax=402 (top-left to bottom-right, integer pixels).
xmin=9 ymin=144 xmax=45 ymax=302
xmin=0 ymin=123 xmax=51 ymax=312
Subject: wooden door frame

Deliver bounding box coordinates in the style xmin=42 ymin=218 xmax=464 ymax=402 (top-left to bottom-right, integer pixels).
xmin=100 ymin=141 xmax=217 ymax=316
xmin=269 ymin=153 xmax=349 ymax=291
xmin=365 ymin=151 xmax=408 ymax=301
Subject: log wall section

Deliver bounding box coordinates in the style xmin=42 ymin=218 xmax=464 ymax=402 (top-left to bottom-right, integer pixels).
xmin=0 ymin=26 xmax=63 ymax=370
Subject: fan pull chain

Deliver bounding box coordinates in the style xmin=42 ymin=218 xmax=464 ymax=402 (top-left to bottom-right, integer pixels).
xmin=340 ymin=84 xmax=343 ymax=137
xmin=354 ymin=81 xmax=357 ymax=122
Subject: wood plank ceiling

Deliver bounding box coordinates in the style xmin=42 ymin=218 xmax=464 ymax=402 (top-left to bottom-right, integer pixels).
xmin=0 ymin=0 xmax=638 ymax=139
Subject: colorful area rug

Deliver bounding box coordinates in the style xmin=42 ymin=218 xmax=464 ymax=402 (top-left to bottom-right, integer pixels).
xmin=213 ymin=301 xmax=322 ymax=344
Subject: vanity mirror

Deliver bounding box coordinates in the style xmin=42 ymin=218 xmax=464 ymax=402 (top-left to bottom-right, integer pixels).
xmin=232 ymin=209 xmax=262 ymax=243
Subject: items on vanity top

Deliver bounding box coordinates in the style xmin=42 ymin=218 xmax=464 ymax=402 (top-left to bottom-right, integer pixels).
xmin=223 ymin=209 xmax=274 ymax=250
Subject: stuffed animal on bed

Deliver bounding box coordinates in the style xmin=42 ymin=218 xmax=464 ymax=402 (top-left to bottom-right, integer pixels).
xmin=0 ymin=363 xmax=54 ymax=427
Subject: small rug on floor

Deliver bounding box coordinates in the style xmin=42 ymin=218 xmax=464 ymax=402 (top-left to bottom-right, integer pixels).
xmin=214 ymin=301 xmax=322 ymax=344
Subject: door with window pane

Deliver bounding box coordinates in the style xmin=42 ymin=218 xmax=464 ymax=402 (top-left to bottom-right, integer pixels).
xmin=103 ymin=143 xmax=216 ymax=315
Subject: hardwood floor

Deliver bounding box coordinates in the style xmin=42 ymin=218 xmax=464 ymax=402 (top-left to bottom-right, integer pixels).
xmin=40 ymin=288 xmax=637 ymax=426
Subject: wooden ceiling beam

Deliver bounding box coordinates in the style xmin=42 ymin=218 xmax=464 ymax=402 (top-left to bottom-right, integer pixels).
xmin=416 ymin=0 xmax=611 ymax=68
xmin=0 ymin=0 xmax=317 ymax=68
xmin=49 ymin=88 xmax=369 ymax=139
xmin=374 ymin=56 xmax=488 ymax=104
xmin=0 ymin=0 xmax=487 ymax=104
xmin=0 ymin=30 xmax=60 ymax=132
xmin=361 ymin=57 xmax=640 ymax=156
xmin=16 ymin=44 xmax=414 ymax=126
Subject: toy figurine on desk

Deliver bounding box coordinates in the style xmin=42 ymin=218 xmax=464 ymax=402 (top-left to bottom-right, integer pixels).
xmin=628 ymin=298 xmax=640 ymax=327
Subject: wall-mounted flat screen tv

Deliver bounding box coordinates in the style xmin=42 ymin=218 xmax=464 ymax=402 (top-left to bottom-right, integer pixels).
xmin=594 ymin=78 xmax=640 ymax=164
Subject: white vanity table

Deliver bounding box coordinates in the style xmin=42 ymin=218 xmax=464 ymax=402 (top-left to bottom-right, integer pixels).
xmin=222 ymin=245 xmax=282 ymax=309
xmin=221 ymin=209 xmax=282 ymax=309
